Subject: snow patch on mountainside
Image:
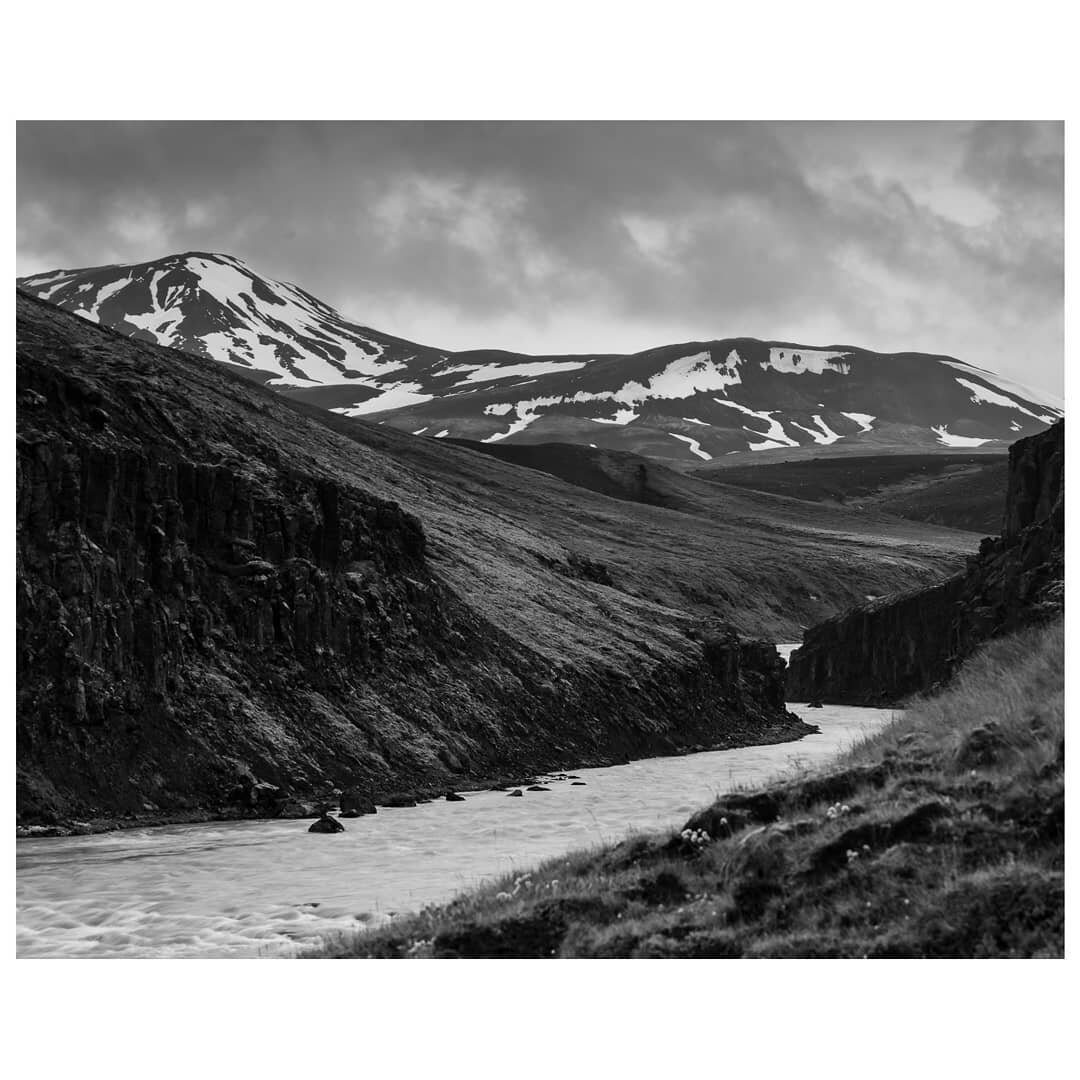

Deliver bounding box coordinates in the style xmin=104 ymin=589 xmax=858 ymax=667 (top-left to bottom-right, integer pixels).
xmin=452 ymin=360 xmax=588 ymax=385
xmin=334 ymin=383 xmax=434 ymax=416
xmin=572 ymin=350 xmax=742 ymax=408
xmin=712 ymin=398 xmax=799 ymax=447
xmin=790 ymin=415 xmax=843 ymax=445
xmin=84 ymin=275 xmax=132 ymax=320
xmin=953 ymin=376 xmax=1057 ymax=425
xmin=762 ymin=347 xmax=851 ymax=376
xmin=483 ymin=396 xmax=564 ymax=442
xmin=590 ymin=407 xmax=638 ymax=426
xmin=941 ymin=360 xmax=1064 ymax=414
xmin=471 ymin=349 xmax=744 ymax=435
xmin=841 ymin=411 xmax=876 ymax=433
xmin=669 ymin=433 xmax=712 ymax=460
xmin=932 ymin=425 xmax=993 ymax=447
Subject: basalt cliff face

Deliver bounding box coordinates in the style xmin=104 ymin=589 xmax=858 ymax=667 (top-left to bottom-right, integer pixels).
xmin=16 ymin=293 xmax=805 ymax=830
xmin=786 ymin=421 xmax=1063 ymax=705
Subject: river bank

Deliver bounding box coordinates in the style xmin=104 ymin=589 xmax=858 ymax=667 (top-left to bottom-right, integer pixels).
xmin=16 ymin=709 xmax=813 ymax=839
xmin=17 ymin=699 xmax=890 ymax=958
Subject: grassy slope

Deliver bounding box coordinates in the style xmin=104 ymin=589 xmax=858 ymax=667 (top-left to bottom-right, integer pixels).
xmin=693 ymin=453 xmax=1009 ymax=534
xmin=313 ymin=620 xmax=1063 ymax=958
xmin=290 ymin=412 xmax=978 ymax=642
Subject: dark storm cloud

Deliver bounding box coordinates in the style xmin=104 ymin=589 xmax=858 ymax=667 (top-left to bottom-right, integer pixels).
xmin=16 ymin=120 xmax=1064 ymax=393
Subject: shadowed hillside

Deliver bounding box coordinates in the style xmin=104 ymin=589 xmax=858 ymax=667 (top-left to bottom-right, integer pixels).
xmin=16 ymin=291 xmax=808 ymax=830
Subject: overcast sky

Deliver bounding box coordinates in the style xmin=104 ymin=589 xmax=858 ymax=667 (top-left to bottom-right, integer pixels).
xmin=17 ymin=120 xmax=1064 ymax=394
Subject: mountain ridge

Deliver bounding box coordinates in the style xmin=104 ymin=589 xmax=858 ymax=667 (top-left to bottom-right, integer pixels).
xmin=18 ymin=251 xmax=1063 ymax=464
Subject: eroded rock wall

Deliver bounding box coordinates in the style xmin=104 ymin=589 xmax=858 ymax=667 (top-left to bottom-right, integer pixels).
xmin=787 ymin=421 xmax=1064 ymax=705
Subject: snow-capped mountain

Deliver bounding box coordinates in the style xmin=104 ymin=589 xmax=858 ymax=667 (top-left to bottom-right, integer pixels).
xmin=19 ymin=252 xmax=1064 ymax=462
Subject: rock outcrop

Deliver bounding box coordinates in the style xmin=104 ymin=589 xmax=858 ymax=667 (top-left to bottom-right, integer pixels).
xmin=787 ymin=421 xmax=1064 ymax=704
xmin=16 ymin=292 xmax=810 ymax=829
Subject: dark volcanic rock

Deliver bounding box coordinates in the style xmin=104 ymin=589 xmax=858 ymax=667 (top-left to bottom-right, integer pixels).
xmin=15 ymin=291 xmax=810 ymax=829
xmin=788 ymin=422 xmax=1064 ymax=705
xmin=308 ymin=814 xmax=345 ymax=833
xmin=279 ymin=799 xmax=321 ymax=819
xmin=379 ymin=794 xmax=418 ymax=808
xmin=340 ymin=789 xmax=377 ymax=815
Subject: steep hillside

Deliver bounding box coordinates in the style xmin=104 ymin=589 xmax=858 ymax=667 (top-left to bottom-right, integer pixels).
xmin=695 ymin=453 xmax=1010 ymax=534
xmin=19 ymin=252 xmax=1063 ymax=463
xmin=18 ymin=290 xmax=817 ymax=830
xmin=787 ymin=422 xmax=1064 ymax=704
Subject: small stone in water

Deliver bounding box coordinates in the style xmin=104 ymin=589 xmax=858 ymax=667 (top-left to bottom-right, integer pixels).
xmin=308 ymin=815 xmax=345 ymax=833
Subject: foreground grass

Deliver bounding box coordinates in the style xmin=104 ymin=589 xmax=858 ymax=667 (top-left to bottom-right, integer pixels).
xmin=310 ymin=620 xmax=1063 ymax=958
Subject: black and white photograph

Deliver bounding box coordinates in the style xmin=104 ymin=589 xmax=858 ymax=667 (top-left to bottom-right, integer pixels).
xmin=7 ymin=4 xmax=1072 ymax=1074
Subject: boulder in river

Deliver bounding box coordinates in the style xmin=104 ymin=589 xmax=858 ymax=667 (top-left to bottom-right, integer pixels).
xmin=526 ymin=785 xmax=551 ymax=792
xmin=507 ymin=789 xmax=524 ymax=797
xmin=340 ymin=788 xmax=377 ymax=815
xmin=379 ymin=794 xmax=418 ymax=808
xmin=308 ymin=814 xmax=345 ymax=834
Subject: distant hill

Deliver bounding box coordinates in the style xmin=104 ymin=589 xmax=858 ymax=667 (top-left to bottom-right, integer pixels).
xmin=694 ymin=453 xmax=1011 ymax=534
xmin=19 ymin=251 xmax=1062 ymax=464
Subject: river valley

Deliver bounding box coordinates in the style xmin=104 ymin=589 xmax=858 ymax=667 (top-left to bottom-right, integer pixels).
xmin=17 ymin=645 xmax=901 ymax=959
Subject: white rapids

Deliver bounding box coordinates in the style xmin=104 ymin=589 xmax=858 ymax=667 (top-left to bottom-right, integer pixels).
xmin=17 ymin=645 xmax=898 ymax=959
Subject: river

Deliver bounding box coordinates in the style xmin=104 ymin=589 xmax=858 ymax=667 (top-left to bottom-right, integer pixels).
xmin=17 ymin=645 xmax=898 ymax=959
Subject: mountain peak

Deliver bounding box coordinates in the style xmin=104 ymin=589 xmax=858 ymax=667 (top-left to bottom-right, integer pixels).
xmin=17 ymin=251 xmax=1063 ymax=459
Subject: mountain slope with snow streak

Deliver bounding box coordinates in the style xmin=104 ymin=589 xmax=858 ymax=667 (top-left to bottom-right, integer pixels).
xmin=19 ymin=251 xmax=1063 ymax=464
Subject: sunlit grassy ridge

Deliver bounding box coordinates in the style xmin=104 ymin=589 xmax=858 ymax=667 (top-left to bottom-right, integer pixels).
xmin=310 ymin=619 xmax=1063 ymax=959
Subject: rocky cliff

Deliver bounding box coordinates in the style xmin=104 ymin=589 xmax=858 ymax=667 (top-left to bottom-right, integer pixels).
xmin=16 ymin=292 xmax=809 ymax=830
xmin=787 ymin=421 xmax=1063 ymax=704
